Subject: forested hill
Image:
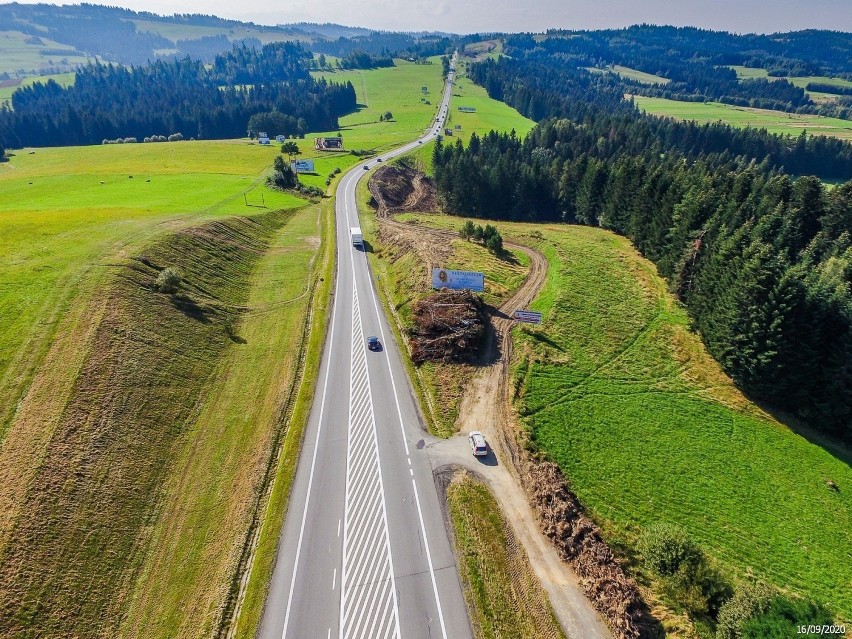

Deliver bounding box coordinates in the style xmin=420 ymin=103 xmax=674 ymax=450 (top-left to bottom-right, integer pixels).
xmin=504 ymin=27 xmax=852 ymax=120
xmin=435 ymin=54 xmax=852 ymax=438
xmin=0 ymin=43 xmax=356 ymax=147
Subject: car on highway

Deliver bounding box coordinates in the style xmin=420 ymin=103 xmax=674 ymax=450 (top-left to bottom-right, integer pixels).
xmin=468 ymin=431 xmax=488 ymax=456
xmin=418 ymin=140 xmax=423 ymax=144
xmin=363 ymin=165 xmax=369 ymax=170
xmin=367 ymin=336 xmax=381 ymax=351
xmin=377 ymin=157 xmax=382 ymax=162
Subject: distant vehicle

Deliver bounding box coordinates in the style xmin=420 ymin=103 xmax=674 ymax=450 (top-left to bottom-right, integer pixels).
xmin=468 ymin=431 xmax=488 ymax=457
xmin=418 ymin=140 xmax=423 ymax=144
xmin=350 ymin=226 xmax=363 ymax=248
xmin=363 ymin=165 xmax=369 ymax=170
xmin=377 ymin=157 xmax=382 ymax=162
xmin=367 ymin=336 xmax=381 ymax=351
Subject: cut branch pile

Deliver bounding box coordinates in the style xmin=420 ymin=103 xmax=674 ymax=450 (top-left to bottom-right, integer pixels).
xmin=524 ymin=460 xmax=650 ymax=639
xmin=410 ymin=290 xmax=485 ymax=364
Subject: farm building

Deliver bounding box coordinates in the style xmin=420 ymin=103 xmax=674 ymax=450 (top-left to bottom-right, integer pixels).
xmin=258 ymin=136 xmax=271 ymax=145
xmin=315 ymin=137 xmax=345 ymax=151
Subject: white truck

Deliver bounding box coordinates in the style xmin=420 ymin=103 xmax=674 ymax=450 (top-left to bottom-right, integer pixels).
xmin=350 ymin=226 xmax=363 ymax=248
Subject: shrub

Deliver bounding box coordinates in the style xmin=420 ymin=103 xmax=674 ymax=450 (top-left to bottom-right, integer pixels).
xmin=716 ymin=582 xmax=774 ymax=639
xmin=742 ymin=596 xmax=834 ymax=639
xmin=154 ymin=267 xmax=182 ymax=294
xmin=640 ymin=523 xmax=703 ymax=577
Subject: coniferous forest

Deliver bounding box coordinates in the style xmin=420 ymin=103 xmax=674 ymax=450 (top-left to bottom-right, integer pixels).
xmin=0 ymin=42 xmax=356 ymax=147
xmin=435 ymin=55 xmax=852 ymax=438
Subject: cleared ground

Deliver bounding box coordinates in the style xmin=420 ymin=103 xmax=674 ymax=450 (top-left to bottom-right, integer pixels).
xmin=0 ymin=30 xmax=93 ymax=74
xmin=588 ymin=64 xmax=670 ymax=85
xmin=728 ymin=66 xmax=852 ymax=103
xmin=632 ymin=94 xmax=852 ymax=140
xmin=392 ymin=213 xmax=852 ymax=626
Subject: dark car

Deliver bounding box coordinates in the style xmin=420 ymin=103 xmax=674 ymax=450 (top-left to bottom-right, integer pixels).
xmin=363 ymin=165 xmax=369 ymax=170
xmin=367 ymin=336 xmax=381 ymax=351
xmin=377 ymin=157 xmax=382 ymax=162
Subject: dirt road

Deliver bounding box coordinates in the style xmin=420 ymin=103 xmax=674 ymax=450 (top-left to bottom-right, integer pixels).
xmin=378 ymin=218 xmax=612 ymax=638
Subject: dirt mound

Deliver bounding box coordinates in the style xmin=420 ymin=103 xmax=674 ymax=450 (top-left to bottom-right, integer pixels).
xmin=368 ymin=163 xmax=437 ymax=217
xmin=410 ymin=289 xmax=485 ymax=363
xmin=524 ymin=460 xmax=650 ymax=639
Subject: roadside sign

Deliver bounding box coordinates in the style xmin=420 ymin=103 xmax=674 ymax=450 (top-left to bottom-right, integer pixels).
xmin=514 ymin=310 xmax=542 ymax=324
xmin=431 ymin=268 xmax=485 ymax=292
xmin=291 ymin=159 xmax=315 ymax=173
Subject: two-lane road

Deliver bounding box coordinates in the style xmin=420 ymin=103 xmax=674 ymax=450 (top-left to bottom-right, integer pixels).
xmin=259 ymin=56 xmax=471 ymax=639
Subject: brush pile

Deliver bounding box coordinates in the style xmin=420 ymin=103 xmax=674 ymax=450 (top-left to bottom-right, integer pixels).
xmin=410 ymin=290 xmax=485 ymax=363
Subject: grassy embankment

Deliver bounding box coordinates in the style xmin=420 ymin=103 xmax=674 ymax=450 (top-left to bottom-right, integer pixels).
xmin=447 ymin=472 xmax=565 ymax=639
xmin=397 ymin=213 xmax=852 ymax=628
xmin=0 ymin=140 xmax=332 ymax=637
xmin=633 ymin=94 xmax=852 ymax=141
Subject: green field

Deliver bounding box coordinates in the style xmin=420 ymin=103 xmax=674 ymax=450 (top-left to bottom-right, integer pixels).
xmin=442 ymin=60 xmax=536 ymax=144
xmin=0 ymin=139 xmax=308 ymax=442
xmin=633 ymin=95 xmax=852 ymax=140
xmin=588 ymin=64 xmax=670 ymax=85
xmin=447 ymin=472 xmax=565 ymax=639
xmin=132 ymin=19 xmax=313 ymax=45
xmin=0 ymin=30 xmax=92 ymax=74
xmin=728 ymin=66 xmax=852 ymax=102
xmin=387 ymin=213 xmax=852 ymax=625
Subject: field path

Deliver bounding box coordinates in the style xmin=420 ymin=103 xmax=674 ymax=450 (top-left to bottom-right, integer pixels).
xmin=381 ymin=219 xmax=611 ymax=638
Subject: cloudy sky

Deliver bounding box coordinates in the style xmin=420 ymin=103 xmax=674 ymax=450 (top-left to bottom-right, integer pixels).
xmin=14 ymin=0 xmax=852 ymax=33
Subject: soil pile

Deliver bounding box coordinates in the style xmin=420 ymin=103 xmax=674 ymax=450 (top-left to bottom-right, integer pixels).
xmin=368 ymin=162 xmax=437 ymax=217
xmin=410 ymin=290 xmax=485 ymax=363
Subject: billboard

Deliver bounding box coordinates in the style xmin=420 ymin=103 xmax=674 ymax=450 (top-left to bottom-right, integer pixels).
xmin=431 ymin=268 xmax=485 ymax=292
xmin=291 ymin=159 xmax=315 ymax=173
xmin=513 ymin=310 xmax=543 ymax=324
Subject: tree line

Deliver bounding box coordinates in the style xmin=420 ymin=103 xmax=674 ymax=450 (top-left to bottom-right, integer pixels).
xmin=434 ymin=57 xmax=852 ymax=439
xmin=0 ymin=42 xmax=357 ymax=148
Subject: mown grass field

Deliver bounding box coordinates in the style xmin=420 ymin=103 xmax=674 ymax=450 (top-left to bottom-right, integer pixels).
xmin=391 ymin=213 xmax=852 ymax=625
xmin=447 ymin=472 xmax=565 ymax=639
xmin=633 ymin=95 xmax=852 ymax=140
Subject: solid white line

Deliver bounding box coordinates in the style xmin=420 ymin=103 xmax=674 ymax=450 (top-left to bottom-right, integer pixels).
xmin=333 ymin=568 xmax=337 ymax=591
xmin=280 ymin=293 xmax=339 ymax=639
xmin=338 ymin=519 xmax=341 ymax=538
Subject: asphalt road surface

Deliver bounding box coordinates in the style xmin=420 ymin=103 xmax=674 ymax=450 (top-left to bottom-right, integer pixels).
xmin=258 ymin=55 xmax=472 ymax=639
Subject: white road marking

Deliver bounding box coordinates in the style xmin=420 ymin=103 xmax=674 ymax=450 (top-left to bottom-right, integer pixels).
xmin=333 ymin=568 xmax=337 ymax=591
xmin=339 ymin=273 xmax=401 ymax=639
xmin=280 ymin=295 xmax=339 ymax=639
xmin=338 ymin=519 xmax=342 ymax=538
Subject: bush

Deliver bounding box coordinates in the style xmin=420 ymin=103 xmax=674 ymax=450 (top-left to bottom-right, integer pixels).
xmin=716 ymin=582 xmax=774 ymax=639
xmin=640 ymin=523 xmax=703 ymax=577
xmin=742 ymin=596 xmax=834 ymax=639
xmin=154 ymin=267 xmax=182 ymax=294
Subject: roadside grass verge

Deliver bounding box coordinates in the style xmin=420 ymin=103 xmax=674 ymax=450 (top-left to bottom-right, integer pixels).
xmin=117 ymin=202 xmax=330 ymax=638
xmin=230 ymin=194 xmax=336 ymax=639
xmin=376 ymin=212 xmax=852 ymax=625
xmin=0 ymin=210 xmax=303 ymax=637
xmin=446 ymin=471 xmax=565 ymax=639
xmin=632 ymin=95 xmax=852 ymax=141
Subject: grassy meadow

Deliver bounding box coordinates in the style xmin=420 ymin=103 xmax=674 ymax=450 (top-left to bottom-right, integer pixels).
xmin=447 ymin=472 xmax=565 ymax=639
xmin=588 ymin=64 xmax=670 ymax=85
xmin=388 ymin=212 xmax=852 ymax=625
xmin=0 ymin=30 xmax=92 ymax=74
xmin=0 ymin=139 xmax=305 ymax=442
xmin=728 ymin=66 xmax=852 ymax=103
xmin=632 ymin=95 xmax=852 ymax=140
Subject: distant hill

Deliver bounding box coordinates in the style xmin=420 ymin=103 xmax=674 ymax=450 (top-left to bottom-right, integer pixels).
xmin=285 ymin=22 xmax=374 ymax=39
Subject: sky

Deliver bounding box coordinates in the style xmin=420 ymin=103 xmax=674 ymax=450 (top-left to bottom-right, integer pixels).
xmin=10 ymin=0 xmax=852 ymax=34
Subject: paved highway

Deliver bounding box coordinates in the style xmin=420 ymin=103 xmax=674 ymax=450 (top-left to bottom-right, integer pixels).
xmin=259 ymin=55 xmax=472 ymax=639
